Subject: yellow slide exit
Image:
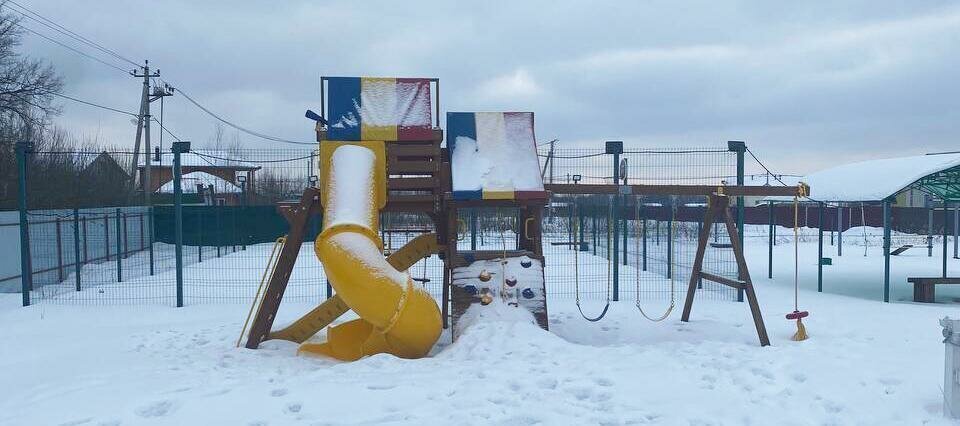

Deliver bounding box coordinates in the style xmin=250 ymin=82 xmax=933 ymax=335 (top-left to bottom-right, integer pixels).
xmin=298 ymin=142 xmax=441 ymax=361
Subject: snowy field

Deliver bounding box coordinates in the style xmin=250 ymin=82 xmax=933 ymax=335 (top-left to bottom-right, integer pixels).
xmin=2 ymin=227 xmax=960 ymax=425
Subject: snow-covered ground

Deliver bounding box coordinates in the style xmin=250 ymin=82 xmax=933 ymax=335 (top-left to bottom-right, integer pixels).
xmin=2 ymin=226 xmax=959 ymax=424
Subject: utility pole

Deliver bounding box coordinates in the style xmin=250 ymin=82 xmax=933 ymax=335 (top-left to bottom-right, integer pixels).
xmin=130 ymin=60 xmax=172 ymax=206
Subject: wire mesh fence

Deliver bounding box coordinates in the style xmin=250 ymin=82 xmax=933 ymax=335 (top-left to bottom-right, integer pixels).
xmin=7 ymin=145 xmax=957 ymax=309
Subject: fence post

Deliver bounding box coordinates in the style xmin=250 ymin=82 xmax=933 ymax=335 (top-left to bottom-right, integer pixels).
xmin=216 ymin=206 xmax=222 ymax=257
xmin=592 ymin=198 xmax=598 ymax=255
xmin=82 ymin=216 xmax=88 ymax=263
xmin=16 ymin=141 xmax=32 ymax=306
xmin=470 ymin=209 xmax=477 ymax=251
xmin=606 ymin=141 xmax=622 ymax=302
xmin=944 ymin=204 xmax=949 ymax=279
xmin=115 ymin=208 xmax=122 ymax=282
xmin=73 ymin=209 xmax=81 ymax=291
xmin=817 ymin=202 xmax=824 ymax=292
xmin=122 ymin=212 xmax=129 ymax=258
xmin=173 ymin=141 xmax=190 ymax=307
xmin=198 ymin=208 xmax=203 ymax=263
xmin=55 ymin=216 xmax=63 ymax=283
xmin=838 ymin=203 xmax=843 ymax=257
xmin=954 ymin=203 xmax=959 ymax=259
xmin=928 ymin=203 xmax=935 ymax=257
xmin=578 ymin=199 xmax=585 ymax=251
xmin=641 ymin=206 xmax=647 ymax=271
xmin=729 ymin=141 xmax=746 ymax=302
xmin=103 ymin=214 xmax=110 ymax=261
xmin=149 ymin=206 xmax=155 ymax=275
xmin=882 ymin=198 xmax=892 ymax=302
xmin=622 ymin=199 xmax=628 ymax=266
xmin=667 ymin=199 xmax=674 ymax=280
xmin=768 ymin=201 xmax=774 ymax=279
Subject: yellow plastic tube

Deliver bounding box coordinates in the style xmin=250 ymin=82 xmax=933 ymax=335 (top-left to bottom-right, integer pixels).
xmin=298 ymin=143 xmax=441 ymax=361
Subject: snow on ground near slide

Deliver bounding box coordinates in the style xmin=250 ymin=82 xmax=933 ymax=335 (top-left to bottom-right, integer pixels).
xmin=2 ymin=234 xmax=960 ymax=424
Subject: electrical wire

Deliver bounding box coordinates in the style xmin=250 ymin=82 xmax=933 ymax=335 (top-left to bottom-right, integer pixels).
xmin=5 ymin=0 xmax=140 ymax=68
xmin=192 ymin=151 xmax=316 ymax=164
xmin=45 ymin=91 xmax=138 ymax=116
xmin=174 ymin=86 xmax=315 ymax=146
xmin=14 ymin=22 xmax=129 ymax=73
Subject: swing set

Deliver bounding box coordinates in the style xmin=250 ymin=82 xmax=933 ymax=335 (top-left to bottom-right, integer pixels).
xmin=550 ymin=182 xmax=810 ymax=346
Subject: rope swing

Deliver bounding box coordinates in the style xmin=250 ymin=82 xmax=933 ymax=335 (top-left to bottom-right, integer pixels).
xmin=786 ymin=185 xmax=810 ymax=341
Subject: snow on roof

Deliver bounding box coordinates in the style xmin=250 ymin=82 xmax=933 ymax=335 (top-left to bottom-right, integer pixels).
xmin=158 ymin=171 xmax=242 ymax=194
xmin=448 ymin=112 xmax=544 ymax=193
xmin=768 ymin=153 xmax=960 ymax=203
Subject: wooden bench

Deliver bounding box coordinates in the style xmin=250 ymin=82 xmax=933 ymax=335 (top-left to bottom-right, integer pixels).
xmin=907 ymin=277 xmax=960 ymax=302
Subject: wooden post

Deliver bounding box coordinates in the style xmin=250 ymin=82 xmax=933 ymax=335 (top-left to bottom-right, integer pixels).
xmin=682 ymin=194 xmax=769 ymax=347
xmin=245 ymin=188 xmax=320 ymax=349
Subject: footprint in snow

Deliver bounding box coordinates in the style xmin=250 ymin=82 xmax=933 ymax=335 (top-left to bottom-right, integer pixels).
xmin=135 ymin=400 xmax=176 ymax=418
xmin=286 ymin=403 xmax=302 ymax=414
xmin=270 ymin=388 xmax=288 ymax=397
xmin=367 ymin=383 xmax=397 ymax=390
xmin=594 ymin=377 xmax=613 ymax=387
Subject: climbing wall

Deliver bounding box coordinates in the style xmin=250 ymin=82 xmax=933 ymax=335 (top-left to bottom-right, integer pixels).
xmin=450 ymin=255 xmax=548 ymax=335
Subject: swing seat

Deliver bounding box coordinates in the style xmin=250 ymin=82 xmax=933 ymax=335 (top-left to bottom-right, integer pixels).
xmin=785 ymin=310 xmax=808 ymax=320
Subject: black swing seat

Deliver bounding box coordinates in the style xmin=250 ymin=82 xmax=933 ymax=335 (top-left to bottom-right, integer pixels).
xmin=890 ymin=245 xmax=913 ymax=256
xmin=709 ymin=242 xmax=733 ymax=249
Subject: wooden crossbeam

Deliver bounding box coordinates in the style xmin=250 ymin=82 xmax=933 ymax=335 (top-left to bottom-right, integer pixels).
xmin=699 ymin=272 xmax=745 ymax=290
xmin=544 ymin=183 xmax=804 ymax=197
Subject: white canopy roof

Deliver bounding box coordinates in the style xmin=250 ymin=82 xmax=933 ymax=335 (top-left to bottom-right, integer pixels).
xmin=158 ymin=171 xmax=242 ymax=194
xmin=769 ymin=153 xmax=960 ymax=203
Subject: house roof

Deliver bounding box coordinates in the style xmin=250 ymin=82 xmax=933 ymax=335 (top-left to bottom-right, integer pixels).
xmin=158 ymin=171 xmax=243 ymax=194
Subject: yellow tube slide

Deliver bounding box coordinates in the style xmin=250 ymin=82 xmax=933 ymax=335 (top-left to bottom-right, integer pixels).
xmin=298 ymin=143 xmax=441 ymax=361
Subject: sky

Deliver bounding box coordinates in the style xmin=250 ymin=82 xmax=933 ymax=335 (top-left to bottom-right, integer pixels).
xmin=13 ymin=0 xmax=960 ymax=175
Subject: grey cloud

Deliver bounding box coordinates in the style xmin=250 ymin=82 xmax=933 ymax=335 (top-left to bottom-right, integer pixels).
xmin=17 ymin=0 xmax=960 ymax=174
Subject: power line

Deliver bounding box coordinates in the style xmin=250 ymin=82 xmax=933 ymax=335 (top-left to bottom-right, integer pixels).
xmin=192 ymin=151 xmax=316 ymax=164
xmin=745 ymin=147 xmax=792 ymax=187
xmin=151 ymin=117 xmax=182 ymax=142
xmin=174 ymin=85 xmax=315 ymax=146
xmin=14 ymin=22 xmax=128 ymax=73
xmin=46 ymin=91 xmax=138 ymax=116
xmin=5 ymin=0 xmax=140 ymax=68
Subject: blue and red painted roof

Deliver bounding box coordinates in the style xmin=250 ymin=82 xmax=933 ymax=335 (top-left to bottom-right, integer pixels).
xmin=325 ymin=77 xmax=434 ymax=141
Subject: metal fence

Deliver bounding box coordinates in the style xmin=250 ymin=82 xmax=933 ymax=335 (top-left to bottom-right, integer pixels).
xmin=8 ymin=142 xmax=954 ymax=308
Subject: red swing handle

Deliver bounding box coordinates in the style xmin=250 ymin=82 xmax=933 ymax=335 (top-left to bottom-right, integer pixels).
xmin=786 ymin=310 xmax=809 ymax=320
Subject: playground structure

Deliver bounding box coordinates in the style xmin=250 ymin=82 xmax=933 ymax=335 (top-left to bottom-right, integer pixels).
xmin=238 ymin=76 xmax=808 ymax=360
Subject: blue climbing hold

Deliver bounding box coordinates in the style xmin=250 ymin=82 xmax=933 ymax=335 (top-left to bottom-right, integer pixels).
xmin=522 ymin=288 xmax=535 ymax=299
xmin=463 ymin=285 xmax=478 ymax=295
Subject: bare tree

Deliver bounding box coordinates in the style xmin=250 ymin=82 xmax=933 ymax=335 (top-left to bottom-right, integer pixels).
xmin=0 ymin=2 xmax=63 ymax=209
xmin=0 ymin=2 xmax=63 ymax=130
